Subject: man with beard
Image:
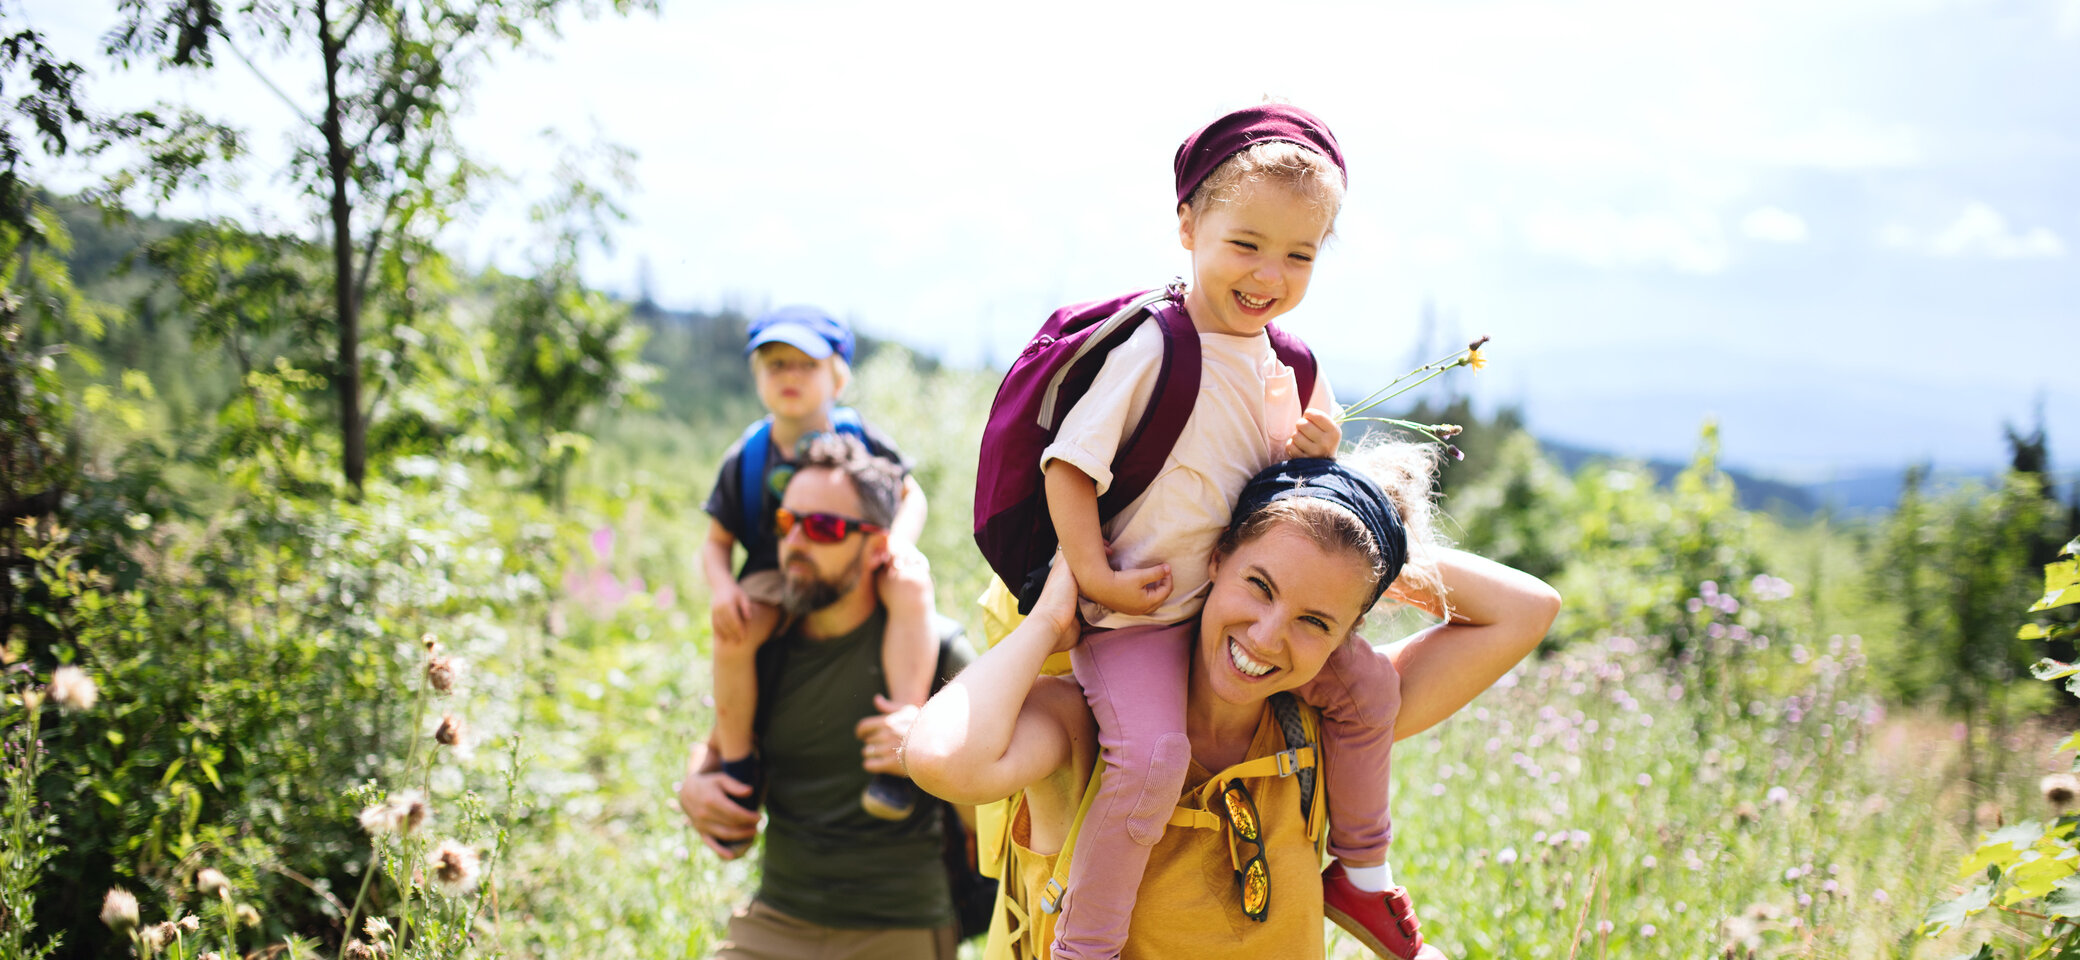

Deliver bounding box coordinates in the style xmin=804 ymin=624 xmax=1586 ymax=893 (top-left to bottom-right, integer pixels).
xmin=679 ymin=433 xmax=974 ymax=960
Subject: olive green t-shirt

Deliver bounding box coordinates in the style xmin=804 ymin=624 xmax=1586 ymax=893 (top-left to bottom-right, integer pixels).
xmin=756 ymin=610 xmax=974 ymax=929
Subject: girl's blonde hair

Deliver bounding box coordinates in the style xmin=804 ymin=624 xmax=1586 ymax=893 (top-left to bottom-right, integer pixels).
xmin=1215 ymin=438 xmax=1446 ymax=622
xmin=1182 ymin=140 xmax=1346 ymax=231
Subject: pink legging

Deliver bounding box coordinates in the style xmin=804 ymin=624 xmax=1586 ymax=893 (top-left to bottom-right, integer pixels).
xmin=1055 ymin=621 xmax=1401 ymax=959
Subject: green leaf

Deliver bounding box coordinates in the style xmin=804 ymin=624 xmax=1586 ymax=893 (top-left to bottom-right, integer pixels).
xmin=2037 ymin=584 xmax=2080 ymax=613
xmin=2036 ymin=659 xmax=2080 ymax=681
xmin=2060 ymin=731 xmax=2080 ymax=753
xmin=2045 ymin=882 xmax=2080 ymax=918
xmin=97 ymin=789 xmax=122 ymax=809
xmin=2025 ymin=623 xmax=2054 ymax=640
xmin=1924 ymin=883 xmax=1994 ymax=935
xmin=2004 ymin=849 xmax=2079 ymax=904
xmin=2051 ymin=559 xmax=2080 ymax=593
xmin=1947 ymin=945 xmax=1996 ymax=960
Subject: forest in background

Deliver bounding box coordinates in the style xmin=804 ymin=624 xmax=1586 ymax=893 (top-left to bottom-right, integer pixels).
xmin=5 ymin=3 xmax=2080 ymax=957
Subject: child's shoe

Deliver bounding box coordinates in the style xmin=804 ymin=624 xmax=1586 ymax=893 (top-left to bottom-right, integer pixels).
xmin=1322 ymin=861 xmax=1448 ymax=960
xmin=861 ymin=773 xmax=917 ymax=821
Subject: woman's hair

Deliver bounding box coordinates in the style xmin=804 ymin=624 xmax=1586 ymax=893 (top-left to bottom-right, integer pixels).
xmin=1181 ymin=140 xmax=1346 ymax=230
xmin=1214 ymin=438 xmax=1445 ymax=620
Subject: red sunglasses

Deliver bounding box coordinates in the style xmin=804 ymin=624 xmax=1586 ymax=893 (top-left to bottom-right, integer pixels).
xmin=774 ymin=507 xmax=884 ymax=544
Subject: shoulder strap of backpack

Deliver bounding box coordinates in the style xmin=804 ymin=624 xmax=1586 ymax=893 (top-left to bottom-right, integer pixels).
xmin=1040 ymin=692 xmax=1323 ymax=914
xmin=737 ymin=418 xmax=774 ymax=544
xmin=1095 ymin=294 xmax=1202 ymax=520
xmin=829 ymin=405 xmax=867 ymax=441
xmin=1265 ymin=323 xmax=1318 ymax=411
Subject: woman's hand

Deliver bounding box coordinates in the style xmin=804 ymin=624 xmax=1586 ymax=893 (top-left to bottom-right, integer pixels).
xmin=1029 ymin=559 xmax=1086 ymax=654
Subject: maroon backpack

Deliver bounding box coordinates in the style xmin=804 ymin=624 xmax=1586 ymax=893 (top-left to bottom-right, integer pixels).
xmin=973 ymin=284 xmax=1317 ymax=613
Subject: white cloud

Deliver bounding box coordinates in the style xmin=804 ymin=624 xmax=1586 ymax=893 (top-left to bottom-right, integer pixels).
xmin=1522 ymin=207 xmax=1729 ymax=274
xmin=1879 ymin=202 xmax=2066 ymax=259
xmin=1741 ymin=207 xmax=1810 ymax=244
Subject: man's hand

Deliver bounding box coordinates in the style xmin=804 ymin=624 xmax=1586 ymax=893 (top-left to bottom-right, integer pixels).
xmin=1285 ymin=408 xmax=1342 ymax=459
xmin=857 ymin=694 xmax=919 ymax=775
xmin=875 ymin=542 xmax=934 ymax=616
xmin=678 ymin=770 xmax=761 ymax=859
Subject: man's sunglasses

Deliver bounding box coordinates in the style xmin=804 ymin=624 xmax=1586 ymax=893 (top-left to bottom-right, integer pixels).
xmin=774 ymin=508 xmax=884 ymax=544
xmin=1220 ymin=780 xmax=1271 ymax=922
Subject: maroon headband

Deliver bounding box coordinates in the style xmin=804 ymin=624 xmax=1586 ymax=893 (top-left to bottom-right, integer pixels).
xmin=1173 ymin=104 xmax=1348 ymax=206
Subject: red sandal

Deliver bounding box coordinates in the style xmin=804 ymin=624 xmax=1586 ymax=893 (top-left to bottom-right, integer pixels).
xmin=1322 ymin=861 xmax=1449 ymax=960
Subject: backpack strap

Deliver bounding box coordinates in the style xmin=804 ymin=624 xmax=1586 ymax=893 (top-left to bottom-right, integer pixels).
xmin=1265 ymin=323 xmax=1318 ymax=411
xmin=736 ymin=407 xmax=871 ymax=547
xmin=737 ymin=418 xmax=775 ymax=549
xmin=1039 ymin=692 xmax=1322 ymax=914
xmin=1095 ymin=293 xmax=1201 ymax=521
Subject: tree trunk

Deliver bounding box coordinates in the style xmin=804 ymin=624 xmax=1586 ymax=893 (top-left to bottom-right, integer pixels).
xmin=318 ymin=0 xmax=365 ymax=494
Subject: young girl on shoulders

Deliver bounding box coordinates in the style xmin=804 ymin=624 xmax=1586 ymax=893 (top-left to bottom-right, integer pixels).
xmin=1009 ymin=104 xmax=1447 ymax=959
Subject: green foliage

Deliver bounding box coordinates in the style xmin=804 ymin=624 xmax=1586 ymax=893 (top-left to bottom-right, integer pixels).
xmin=1922 ymin=537 xmax=2080 ymax=957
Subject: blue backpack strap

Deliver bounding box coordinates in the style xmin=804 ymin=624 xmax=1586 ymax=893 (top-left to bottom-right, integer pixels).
xmin=738 ymin=418 xmax=774 ymax=546
xmin=828 ymin=406 xmax=868 ymax=443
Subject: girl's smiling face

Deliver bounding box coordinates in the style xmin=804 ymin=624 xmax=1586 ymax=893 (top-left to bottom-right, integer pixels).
xmin=1176 ymin=180 xmax=1335 ymax=338
xmin=1196 ymin=522 xmax=1373 ymax=705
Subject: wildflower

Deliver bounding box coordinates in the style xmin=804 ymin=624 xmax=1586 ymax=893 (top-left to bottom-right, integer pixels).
xmin=434 ymin=713 xmax=466 ymax=747
xmin=1636 ymin=773 xmax=1653 ymax=787
xmin=422 ymin=633 xmax=439 ymax=652
xmin=2042 ymin=773 xmax=2079 ymax=808
xmin=346 ymin=941 xmax=376 ymax=960
xmin=1640 ymin=923 xmax=1657 ymax=937
xmin=1641 ymin=855 xmax=1657 ymax=869
xmin=49 ymin=665 xmax=97 ymax=712
xmin=427 ymin=840 xmax=481 ymax=893
xmin=365 ymin=916 xmax=393 ymax=939
xmin=200 ymin=954 xmax=225 ymax=960
xmin=360 ymin=790 xmax=431 ymax=835
xmin=177 ymin=915 xmax=201 ymax=933
xmin=1434 ymin=423 xmax=1464 ymax=439
xmin=1445 ymin=444 xmax=1465 ymax=461
xmin=142 ymin=921 xmax=175 ymax=953
xmin=1734 ymin=802 xmax=1759 ymax=825
xmin=235 ymin=904 xmax=261 ymax=927
xmin=1464 ymin=335 xmax=1490 ymax=371
xmin=426 ymin=655 xmax=461 ymax=695
xmin=1497 ymin=847 xmax=1519 ymax=865
xmin=100 ymin=887 xmax=140 ymax=935
xmin=1764 ymin=785 xmax=1791 ymax=807
xmin=1594 ymin=920 xmax=1613 ymax=935
xmin=197 ymin=867 xmax=231 ymax=898
xmin=1871 ymin=888 xmax=1889 ymax=905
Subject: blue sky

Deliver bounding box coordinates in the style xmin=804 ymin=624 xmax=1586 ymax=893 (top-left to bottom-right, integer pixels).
xmin=27 ymin=0 xmax=2080 ymax=480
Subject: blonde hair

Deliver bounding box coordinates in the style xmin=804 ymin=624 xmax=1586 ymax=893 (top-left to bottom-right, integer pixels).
xmin=1182 ymin=140 xmax=1346 ymax=231
xmin=1215 ymin=439 xmax=1446 ymax=621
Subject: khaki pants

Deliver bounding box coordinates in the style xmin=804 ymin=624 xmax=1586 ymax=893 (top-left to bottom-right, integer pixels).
xmin=713 ymin=899 xmax=958 ymax=960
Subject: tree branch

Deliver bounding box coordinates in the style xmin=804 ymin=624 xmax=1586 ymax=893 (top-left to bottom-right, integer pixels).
xmin=220 ymin=32 xmax=317 ymax=129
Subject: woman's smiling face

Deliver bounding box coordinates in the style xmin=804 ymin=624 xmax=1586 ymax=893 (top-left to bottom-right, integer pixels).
xmin=1197 ymin=522 xmax=1375 ymax=705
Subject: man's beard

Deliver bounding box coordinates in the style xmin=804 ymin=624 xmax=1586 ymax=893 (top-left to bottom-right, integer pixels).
xmin=778 ymin=545 xmax=866 ymax=617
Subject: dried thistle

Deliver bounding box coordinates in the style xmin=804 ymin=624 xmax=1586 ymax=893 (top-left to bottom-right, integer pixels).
xmin=235 ymin=904 xmax=261 ymax=928
xmin=426 ymin=656 xmax=461 ymax=695
xmin=49 ymin=664 xmax=97 ymax=712
xmin=100 ymin=887 xmax=140 ymax=935
xmin=177 ymin=914 xmax=201 ymax=933
xmin=364 ymin=916 xmax=393 ymax=940
xmin=434 ymin=713 xmax=466 ymax=747
xmin=346 ymin=941 xmax=377 ymax=960
xmin=427 ymin=840 xmax=481 ymax=894
xmin=2044 ymin=773 xmax=2079 ymax=808
xmin=196 ymin=867 xmax=231 ymax=898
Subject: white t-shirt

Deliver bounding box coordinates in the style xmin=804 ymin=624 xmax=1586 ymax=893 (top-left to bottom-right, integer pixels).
xmin=1040 ymin=320 xmax=1337 ymax=628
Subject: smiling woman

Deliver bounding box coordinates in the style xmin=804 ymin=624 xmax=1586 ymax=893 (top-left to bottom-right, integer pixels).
xmin=903 ymin=444 xmax=1561 ymax=959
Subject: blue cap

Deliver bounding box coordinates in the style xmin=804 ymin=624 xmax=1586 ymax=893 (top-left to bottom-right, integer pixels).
xmin=745 ymin=305 xmax=855 ymax=364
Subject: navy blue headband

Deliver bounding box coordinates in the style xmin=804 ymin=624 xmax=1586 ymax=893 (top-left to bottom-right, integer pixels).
xmin=1232 ymin=458 xmax=1407 ymax=609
